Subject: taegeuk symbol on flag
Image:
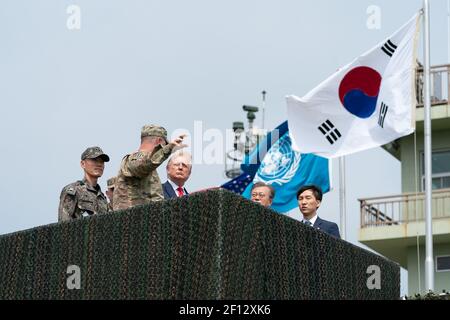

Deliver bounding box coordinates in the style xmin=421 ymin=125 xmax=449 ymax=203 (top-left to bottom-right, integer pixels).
xmin=286 ymin=12 xmax=421 ymax=159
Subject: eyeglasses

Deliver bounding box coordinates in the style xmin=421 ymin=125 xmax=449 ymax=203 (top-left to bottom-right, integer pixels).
xmin=251 ymin=192 xmax=267 ymax=198
xmin=172 ymin=162 xmax=190 ymax=168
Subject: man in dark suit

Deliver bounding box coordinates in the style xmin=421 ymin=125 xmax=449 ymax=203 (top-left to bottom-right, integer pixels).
xmin=162 ymin=150 xmax=192 ymax=199
xmin=297 ymin=185 xmax=341 ymax=239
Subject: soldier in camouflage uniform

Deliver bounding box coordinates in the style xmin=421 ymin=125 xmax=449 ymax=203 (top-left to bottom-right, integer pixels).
xmin=106 ymin=176 xmax=116 ymax=211
xmin=113 ymin=125 xmax=186 ymax=211
xmin=58 ymin=146 xmax=110 ymax=222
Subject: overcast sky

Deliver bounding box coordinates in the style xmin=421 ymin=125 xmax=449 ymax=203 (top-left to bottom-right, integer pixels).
xmin=1 ymin=0 xmax=449 ymax=296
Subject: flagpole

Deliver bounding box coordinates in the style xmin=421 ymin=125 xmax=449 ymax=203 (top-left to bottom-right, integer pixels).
xmin=262 ymin=90 xmax=266 ymax=130
xmin=339 ymin=157 xmax=347 ymax=240
xmin=423 ymin=0 xmax=434 ymax=293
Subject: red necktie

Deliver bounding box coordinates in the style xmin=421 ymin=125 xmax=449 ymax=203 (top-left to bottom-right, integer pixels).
xmin=176 ymin=186 xmax=184 ymax=197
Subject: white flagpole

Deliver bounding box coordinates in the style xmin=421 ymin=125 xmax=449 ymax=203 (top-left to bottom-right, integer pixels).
xmin=339 ymin=157 xmax=347 ymax=240
xmin=423 ymin=0 xmax=434 ymax=292
xmin=262 ymin=90 xmax=266 ymax=130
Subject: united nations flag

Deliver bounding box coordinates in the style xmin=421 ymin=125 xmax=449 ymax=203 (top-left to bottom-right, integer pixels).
xmin=241 ymin=121 xmax=331 ymax=213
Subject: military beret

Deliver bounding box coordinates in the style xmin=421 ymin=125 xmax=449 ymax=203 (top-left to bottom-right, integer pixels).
xmin=141 ymin=125 xmax=168 ymax=144
xmin=81 ymin=146 xmax=110 ymax=162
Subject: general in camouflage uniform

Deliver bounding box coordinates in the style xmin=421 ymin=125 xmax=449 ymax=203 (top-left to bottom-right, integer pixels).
xmin=58 ymin=146 xmax=110 ymax=222
xmin=113 ymin=125 xmax=186 ymax=211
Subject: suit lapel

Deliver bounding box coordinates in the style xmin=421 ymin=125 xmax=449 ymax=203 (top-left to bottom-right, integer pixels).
xmin=313 ymin=217 xmax=323 ymax=230
xmin=164 ymin=181 xmax=177 ymax=198
xmin=164 ymin=181 xmax=189 ymax=198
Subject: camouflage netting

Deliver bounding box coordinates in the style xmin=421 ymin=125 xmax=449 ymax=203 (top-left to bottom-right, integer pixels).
xmin=0 ymin=189 xmax=399 ymax=299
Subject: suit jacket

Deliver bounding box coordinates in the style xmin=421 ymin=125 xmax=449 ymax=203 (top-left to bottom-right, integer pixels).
xmin=162 ymin=181 xmax=189 ymax=200
xmin=313 ymin=216 xmax=341 ymax=239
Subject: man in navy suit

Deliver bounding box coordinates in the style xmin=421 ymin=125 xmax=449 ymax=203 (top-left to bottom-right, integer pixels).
xmin=297 ymin=185 xmax=341 ymax=239
xmin=162 ymin=151 xmax=192 ymax=199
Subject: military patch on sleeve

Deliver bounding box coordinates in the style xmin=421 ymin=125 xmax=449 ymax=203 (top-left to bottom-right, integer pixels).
xmin=66 ymin=187 xmax=76 ymax=196
xmin=131 ymin=152 xmax=145 ymax=160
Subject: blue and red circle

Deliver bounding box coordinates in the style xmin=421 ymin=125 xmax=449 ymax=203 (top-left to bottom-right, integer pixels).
xmin=338 ymin=66 xmax=382 ymax=119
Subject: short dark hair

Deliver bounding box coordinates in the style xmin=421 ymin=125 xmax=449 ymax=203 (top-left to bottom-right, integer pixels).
xmin=296 ymin=185 xmax=323 ymax=201
xmin=141 ymin=135 xmax=162 ymax=144
xmin=251 ymin=182 xmax=275 ymax=199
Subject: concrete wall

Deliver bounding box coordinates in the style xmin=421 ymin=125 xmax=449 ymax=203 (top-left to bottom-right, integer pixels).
xmin=386 ymin=108 xmax=450 ymax=295
xmin=401 ymin=128 xmax=450 ymax=194
xmin=407 ymin=243 xmax=450 ymax=295
xmin=400 ymin=129 xmax=450 ymax=221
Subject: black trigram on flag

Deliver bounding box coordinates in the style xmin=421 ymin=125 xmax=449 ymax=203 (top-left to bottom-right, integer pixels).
xmin=381 ymin=40 xmax=398 ymax=57
xmin=318 ymin=120 xmax=342 ymax=145
xmin=378 ymin=102 xmax=389 ymax=128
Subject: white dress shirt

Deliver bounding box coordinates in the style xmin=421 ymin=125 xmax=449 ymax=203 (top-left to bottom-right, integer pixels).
xmin=302 ymin=214 xmax=318 ymax=226
xmin=168 ymin=179 xmax=186 ymax=197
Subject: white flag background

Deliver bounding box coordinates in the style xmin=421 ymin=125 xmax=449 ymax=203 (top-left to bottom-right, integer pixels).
xmin=286 ymin=13 xmax=421 ymax=159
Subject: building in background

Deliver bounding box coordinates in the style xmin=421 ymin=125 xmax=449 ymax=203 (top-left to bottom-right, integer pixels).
xmin=359 ymin=63 xmax=450 ymax=295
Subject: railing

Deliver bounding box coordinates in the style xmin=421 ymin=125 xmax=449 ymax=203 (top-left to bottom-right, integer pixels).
xmin=360 ymin=188 xmax=450 ymax=228
xmin=416 ymin=64 xmax=450 ymax=107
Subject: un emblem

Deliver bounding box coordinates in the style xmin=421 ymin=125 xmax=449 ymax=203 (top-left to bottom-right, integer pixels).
xmin=254 ymin=134 xmax=301 ymax=186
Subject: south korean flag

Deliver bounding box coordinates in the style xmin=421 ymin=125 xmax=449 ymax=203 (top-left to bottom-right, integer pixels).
xmin=286 ymin=12 xmax=421 ymax=159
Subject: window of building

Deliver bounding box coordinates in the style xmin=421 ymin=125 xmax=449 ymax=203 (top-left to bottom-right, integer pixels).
xmin=436 ymin=255 xmax=450 ymax=272
xmin=421 ymin=150 xmax=450 ymax=191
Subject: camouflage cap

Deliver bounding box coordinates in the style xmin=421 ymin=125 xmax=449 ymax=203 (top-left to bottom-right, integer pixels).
xmin=81 ymin=146 xmax=110 ymax=162
xmin=141 ymin=125 xmax=168 ymax=144
xmin=107 ymin=177 xmax=116 ymax=189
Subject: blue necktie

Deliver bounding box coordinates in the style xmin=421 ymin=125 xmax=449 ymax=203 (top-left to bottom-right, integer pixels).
xmin=304 ymin=220 xmax=312 ymax=226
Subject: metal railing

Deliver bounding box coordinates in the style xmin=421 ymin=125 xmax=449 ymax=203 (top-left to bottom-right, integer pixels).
xmin=416 ymin=64 xmax=450 ymax=106
xmin=360 ymin=188 xmax=450 ymax=228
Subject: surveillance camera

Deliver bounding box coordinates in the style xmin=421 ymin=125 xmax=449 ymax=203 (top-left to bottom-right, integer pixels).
xmin=242 ymin=105 xmax=259 ymax=112
xmin=232 ymin=121 xmax=244 ymax=132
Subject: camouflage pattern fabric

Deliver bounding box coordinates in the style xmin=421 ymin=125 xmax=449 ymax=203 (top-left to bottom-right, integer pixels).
xmin=113 ymin=144 xmax=174 ymax=211
xmin=107 ymin=177 xmax=116 ymax=189
xmin=140 ymin=124 xmax=168 ymax=144
xmin=81 ymin=146 xmax=110 ymax=162
xmin=58 ymin=179 xmax=108 ymax=222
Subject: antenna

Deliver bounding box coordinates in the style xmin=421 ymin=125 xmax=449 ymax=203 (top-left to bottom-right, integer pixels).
xmin=261 ymin=90 xmax=266 ymax=130
xmin=225 ymin=104 xmax=263 ymax=179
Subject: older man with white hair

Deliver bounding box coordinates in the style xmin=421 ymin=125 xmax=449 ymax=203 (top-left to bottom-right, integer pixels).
xmin=162 ymin=150 xmax=192 ymax=199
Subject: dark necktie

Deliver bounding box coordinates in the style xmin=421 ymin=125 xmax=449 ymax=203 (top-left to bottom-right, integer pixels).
xmin=304 ymin=220 xmax=312 ymax=226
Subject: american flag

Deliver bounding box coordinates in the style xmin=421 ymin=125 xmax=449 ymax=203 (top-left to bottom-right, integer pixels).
xmin=221 ymin=173 xmax=253 ymax=194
